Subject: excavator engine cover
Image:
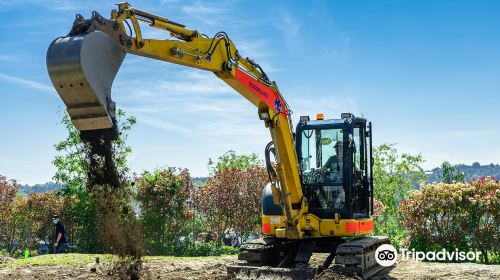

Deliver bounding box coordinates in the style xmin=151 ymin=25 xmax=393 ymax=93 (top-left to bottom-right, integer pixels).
xmin=46 ymin=29 xmax=125 ymax=131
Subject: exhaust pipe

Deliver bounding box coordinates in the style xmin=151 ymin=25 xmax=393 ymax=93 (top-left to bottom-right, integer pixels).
xmin=46 ymin=13 xmax=126 ymax=131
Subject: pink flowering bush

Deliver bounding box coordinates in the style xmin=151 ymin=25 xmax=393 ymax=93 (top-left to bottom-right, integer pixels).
xmin=399 ymin=177 xmax=500 ymax=263
xmin=194 ymin=167 xmax=268 ymax=240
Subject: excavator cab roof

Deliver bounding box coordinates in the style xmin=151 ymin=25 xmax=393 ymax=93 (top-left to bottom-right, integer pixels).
xmin=298 ymin=116 xmax=367 ymax=130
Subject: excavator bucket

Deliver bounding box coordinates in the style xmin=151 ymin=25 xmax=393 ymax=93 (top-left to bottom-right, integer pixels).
xmin=46 ymin=28 xmax=126 ymax=131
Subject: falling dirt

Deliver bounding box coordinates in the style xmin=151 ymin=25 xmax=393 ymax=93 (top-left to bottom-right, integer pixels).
xmin=80 ymin=127 xmax=145 ymax=280
xmin=81 ymin=128 xmax=122 ymax=190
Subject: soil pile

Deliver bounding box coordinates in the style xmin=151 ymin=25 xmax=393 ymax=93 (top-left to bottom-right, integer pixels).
xmin=313 ymin=267 xmax=359 ymax=280
xmin=81 ymin=128 xmax=145 ymax=280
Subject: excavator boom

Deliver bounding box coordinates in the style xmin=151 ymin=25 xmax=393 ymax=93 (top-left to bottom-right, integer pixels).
xmin=46 ymin=2 xmax=304 ymax=238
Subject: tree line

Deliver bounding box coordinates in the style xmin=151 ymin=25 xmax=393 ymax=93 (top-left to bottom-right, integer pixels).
xmin=0 ymin=111 xmax=498 ymax=263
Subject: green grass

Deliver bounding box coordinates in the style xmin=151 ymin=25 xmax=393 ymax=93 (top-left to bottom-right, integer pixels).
xmin=0 ymin=253 xmax=234 ymax=268
xmin=0 ymin=253 xmax=112 ymax=268
xmin=143 ymin=255 xmax=234 ymax=261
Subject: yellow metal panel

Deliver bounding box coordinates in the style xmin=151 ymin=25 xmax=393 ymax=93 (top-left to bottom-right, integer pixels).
xmin=263 ymin=213 xmax=374 ymax=238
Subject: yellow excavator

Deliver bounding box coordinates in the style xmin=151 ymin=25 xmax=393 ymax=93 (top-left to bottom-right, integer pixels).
xmin=46 ymin=3 xmax=389 ymax=279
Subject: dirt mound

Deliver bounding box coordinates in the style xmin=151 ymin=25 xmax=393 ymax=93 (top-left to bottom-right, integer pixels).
xmin=313 ymin=266 xmax=359 ymax=280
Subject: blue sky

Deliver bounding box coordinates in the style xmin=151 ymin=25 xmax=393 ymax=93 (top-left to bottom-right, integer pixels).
xmin=1 ymin=0 xmax=499 ymax=185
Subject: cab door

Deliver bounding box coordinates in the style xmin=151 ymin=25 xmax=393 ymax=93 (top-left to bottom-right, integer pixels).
xmin=351 ymin=121 xmax=371 ymax=218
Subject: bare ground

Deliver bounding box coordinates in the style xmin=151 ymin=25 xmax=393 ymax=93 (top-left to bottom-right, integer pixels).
xmin=0 ymin=254 xmax=498 ymax=280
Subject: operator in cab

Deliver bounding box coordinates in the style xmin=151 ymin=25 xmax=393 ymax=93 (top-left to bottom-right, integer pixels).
xmin=323 ymin=141 xmax=343 ymax=174
xmin=322 ymin=141 xmax=345 ymax=209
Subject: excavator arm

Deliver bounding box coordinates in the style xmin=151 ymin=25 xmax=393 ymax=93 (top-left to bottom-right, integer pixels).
xmin=47 ymin=2 xmax=306 ymax=239
xmin=47 ymin=4 xmax=392 ymax=278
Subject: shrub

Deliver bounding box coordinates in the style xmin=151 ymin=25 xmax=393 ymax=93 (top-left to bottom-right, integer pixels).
xmin=399 ymin=178 xmax=500 ymax=263
xmin=12 ymin=193 xmax=75 ymax=252
xmin=135 ymin=168 xmax=194 ymax=255
xmin=373 ymin=144 xmax=426 ymax=248
xmin=194 ymin=167 xmax=268 ymax=241
xmin=0 ymin=175 xmax=18 ymax=254
xmin=175 ymin=239 xmax=239 ymax=257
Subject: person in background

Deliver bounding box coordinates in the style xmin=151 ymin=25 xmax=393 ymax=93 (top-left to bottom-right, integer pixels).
xmin=51 ymin=214 xmax=67 ymax=254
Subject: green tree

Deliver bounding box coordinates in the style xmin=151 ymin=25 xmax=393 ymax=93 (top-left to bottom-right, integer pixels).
xmin=52 ymin=109 xmax=136 ymax=252
xmin=441 ymin=161 xmax=466 ymax=183
xmin=208 ymin=150 xmax=262 ymax=175
xmin=373 ymin=144 xmax=426 ymax=248
xmin=135 ymin=168 xmax=194 ymax=255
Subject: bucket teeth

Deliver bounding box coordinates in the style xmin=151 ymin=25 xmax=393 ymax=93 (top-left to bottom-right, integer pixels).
xmin=46 ymin=22 xmax=126 ymax=131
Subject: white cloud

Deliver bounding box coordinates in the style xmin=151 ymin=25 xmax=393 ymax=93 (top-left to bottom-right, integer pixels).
xmin=180 ymin=3 xmax=224 ymax=16
xmin=275 ymin=10 xmax=300 ymax=41
xmin=0 ymin=0 xmax=109 ymax=11
xmin=283 ymin=82 xmax=361 ymax=123
xmin=0 ymin=73 xmax=55 ymax=95
xmin=0 ymin=55 xmax=17 ymax=62
xmin=114 ymin=70 xmax=233 ymax=102
xmin=178 ymin=2 xmax=227 ymax=27
xmin=0 ymin=157 xmax=16 ymax=164
xmin=135 ymin=115 xmax=192 ymax=134
xmin=160 ymin=0 xmax=180 ymax=4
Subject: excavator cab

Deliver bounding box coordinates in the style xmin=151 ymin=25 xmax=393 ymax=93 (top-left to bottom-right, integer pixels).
xmin=262 ymin=113 xmax=374 ymax=229
xmin=295 ymin=114 xmax=374 ymax=220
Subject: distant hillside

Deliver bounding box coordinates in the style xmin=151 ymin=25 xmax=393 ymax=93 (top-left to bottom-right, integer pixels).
xmin=192 ymin=177 xmax=208 ymax=188
xmin=17 ymin=182 xmax=62 ymax=195
xmin=426 ymin=162 xmax=500 ymax=183
xmin=17 ymin=178 xmax=209 ymax=195
xmin=19 ymin=163 xmax=499 ymax=194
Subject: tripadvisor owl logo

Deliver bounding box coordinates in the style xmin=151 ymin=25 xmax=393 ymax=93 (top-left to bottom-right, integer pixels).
xmin=375 ymin=244 xmax=397 ymax=267
xmin=374 ymin=244 xmax=483 ymax=266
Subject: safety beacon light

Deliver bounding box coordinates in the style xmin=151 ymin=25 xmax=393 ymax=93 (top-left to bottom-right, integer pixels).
xmin=316 ymin=113 xmax=324 ymax=120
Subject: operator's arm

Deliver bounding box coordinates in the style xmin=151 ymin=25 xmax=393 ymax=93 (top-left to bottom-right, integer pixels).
xmin=323 ymin=155 xmax=339 ymax=170
xmin=323 ymin=156 xmax=333 ymax=170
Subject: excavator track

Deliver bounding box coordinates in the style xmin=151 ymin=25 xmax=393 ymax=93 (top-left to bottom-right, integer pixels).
xmin=233 ymin=238 xmax=290 ymax=267
xmin=227 ymin=238 xmax=316 ymax=279
xmin=335 ymin=236 xmax=391 ymax=279
xmin=227 ymin=236 xmax=391 ymax=280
